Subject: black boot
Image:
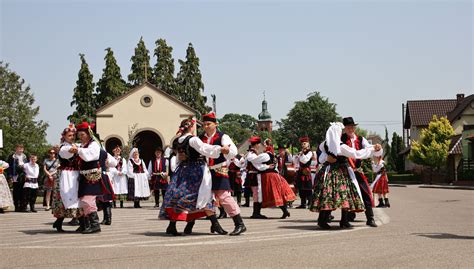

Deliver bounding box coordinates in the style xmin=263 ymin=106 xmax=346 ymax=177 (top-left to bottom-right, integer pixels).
xmin=100 ymin=208 xmax=108 ymax=225
xmin=340 ymin=210 xmax=353 ymax=229
xmin=30 ymin=201 xmax=37 ymax=213
xmin=113 ymin=201 xmax=116 ymax=208
xmin=317 ymin=211 xmax=331 ymax=230
xmin=243 ymin=194 xmax=250 ymax=207
xmin=376 ymin=198 xmax=385 ymax=208
xmin=279 ymin=205 xmax=290 ymax=219
xmin=184 ymin=220 xmax=195 ymax=235
xmin=236 ymin=192 xmax=242 ymax=206
xmin=68 ymin=218 xmax=80 ymax=226
xmin=296 ymin=195 xmax=307 ymax=209
xmin=365 ymin=207 xmax=377 ymax=227
xmin=137 ymin=201 xmax=142 ymax=208
xmin=229 ymin=214 xmax=246 ymax=236
xmin=82 ymin=212 xmax=101 ymax=234
xmin=166 ymin=221 xmax=181 ymax=236
xmin=75 ymin=216 xmax=87 ymax=232
xmin=154 ymin=192 xmax=160 ymax=208
xmin=120 ymin=200 xmax=124 ymax=208
xmin=53 ymin=217 xmax=65 ymax=232
xmin=250 ymin=203 xmax=267 ymax=219
xmin=218 ymin=207 xmax=227 ymax=219
xmin=209 ymin=214 xmax=228 ymax=235
xmin=104 ymin=204 xmax=112 ymax=225
xmin=348 ymin=211 xmax=356 ymax=222
xmin=384 ymin=198 xmax=390 ymax=208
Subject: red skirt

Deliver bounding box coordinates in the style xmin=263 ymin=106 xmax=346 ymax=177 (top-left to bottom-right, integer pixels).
xmin=373 ymin=174 xmax=389 ymax=195
xmin=261 ymin=172 xmax=296 ymax=208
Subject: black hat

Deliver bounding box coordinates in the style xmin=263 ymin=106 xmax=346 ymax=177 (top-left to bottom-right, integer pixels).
xmin=343 ymin=117 xmax=358 ymax=126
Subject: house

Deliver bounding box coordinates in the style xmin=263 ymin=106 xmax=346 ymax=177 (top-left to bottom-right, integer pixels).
xmin=402 ymin=93 xmax=474 ymax=181
xmin=95 ymin=82 xmax=198 ymax=165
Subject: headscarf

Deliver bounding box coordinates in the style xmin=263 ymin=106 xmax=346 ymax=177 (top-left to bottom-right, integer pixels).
xmin=129 ymin=147 xmax=139 ymax=160
xmin=325 ymin=122 xmax=345 ymax=156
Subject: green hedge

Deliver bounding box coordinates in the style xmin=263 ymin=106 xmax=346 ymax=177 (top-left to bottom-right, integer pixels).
xmin=366 ymin=172 xmax=421 ymax=184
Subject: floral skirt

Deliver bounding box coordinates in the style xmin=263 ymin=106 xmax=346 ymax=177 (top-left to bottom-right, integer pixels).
xmin=310 ymin=164 xmax=365 ymax=212
xmin=261 ymin=172 xmax=296 ymax=208
xmin=0 ymin=174 xmax=14 ymax=210
xmin=373 ymin=173 xmax=389 ymax=195
xmin=51 ymin=174 xmax=83 ymax=219
xmin=159 ymin=162 xmax=214 ymax=222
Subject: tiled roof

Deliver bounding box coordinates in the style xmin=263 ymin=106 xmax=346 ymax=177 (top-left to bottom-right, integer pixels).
xmin=447 ymin=94 xmax=474 ymax=122
xmin=404 ymin=99 xmax=457 ymax=128
xmin=448 ymin=135 xmax=462 ymax=155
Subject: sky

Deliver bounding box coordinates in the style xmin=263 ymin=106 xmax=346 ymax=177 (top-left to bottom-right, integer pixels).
xmin=1 ymin=0 xmax=472 ymax=144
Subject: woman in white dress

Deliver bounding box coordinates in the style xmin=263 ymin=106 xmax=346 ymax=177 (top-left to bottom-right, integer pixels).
xmin=110 ymin=145 xmax=128 ymax=208
xmin=0 ymin=160 xmax=14 ymax=213
xmin=127 ymin=148 xmax=151 ymax=208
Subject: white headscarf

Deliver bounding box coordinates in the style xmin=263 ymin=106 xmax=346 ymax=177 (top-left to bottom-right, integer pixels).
xmin=129 ymin=147 xmax=139 ymax=160
xmin=325 ymin=122 xmax=345 ymax=156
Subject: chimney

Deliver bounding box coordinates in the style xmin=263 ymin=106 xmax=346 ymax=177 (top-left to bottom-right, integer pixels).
xmin=456 ymin=93 xmax=464 ymax=104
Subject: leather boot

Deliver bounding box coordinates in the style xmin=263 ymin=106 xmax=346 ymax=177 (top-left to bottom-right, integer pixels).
xmin=218 ymin=207 xmax=227 ymax=219
xmin=250 ymin=203 xmax=267 ymax=219
xmin=104 ymin=204 xmax=112 ymax=225
xmin=120 ymin=200 xmax=124 ymax=208
xmin=134 ymin=201 xmax=138 ymax=208
xmin=229 ymin=214 xmax=247 ymax=236
xmin=318 ymin=211 xmax=331 ymax=230
xmin=340 ymin=210 xmax=353 ymax=229
xmin=100 ymin=207 xmax=108 ymax=225
xmin=82 ymin=212 xmax=101 ymax=234
xmin=348 ymin=211 xmax=356 ymax=222
xmin=209 ymin=215 xmax=228 ymax=235
xmin=154 ymin=192 xmax=160 ymax=208
xmin=184 ymin=220 xmax=195 ymax=235
xmin=166 ymin=221 xmax=181 ymax=236
xmin=53 ymin=217 xmax=65 ymax=232
xmin=236 ymin=192 xmax=242 ymax=206
xmin=75 ymin=216 xmax=87 ymax=232
xmin=279 ymin=205 xmax=290 ymax=219
xmin=365 ymin=207 xmax=378 ymax=227
xmin=243 ymin=194 xmax=250 ymax=207
xmin=113 ymin=201 xmax=116 ymax=208
xmin=384 ymin=198 xmax=390 ymax=208
xmin=376 ymin=198 xmax=385 ymax=208
xmin=137 ymin=201 xmax=142 ymax=208
xmin=68 ymin=218 xmax=80 ymax=226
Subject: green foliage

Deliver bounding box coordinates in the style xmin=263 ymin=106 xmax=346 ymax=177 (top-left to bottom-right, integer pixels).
xmin=218 ymin=114 xmax=257 ymax=144
xmin=389 ymin=132 xmax=405 ymax=173
xmin=409 ymin=115 xmax=454 ymax=171
xmin=0 ymin=62 xmax=49 ymax=158
xmin=152 ymin=38 xmax=177 ymax=96
xmin=68 ymin=54 xmax=96 ymax=123
xmin=382 ymin=127 xmax=392 ymax=171
xmin=278 ymin=91 xmax=340 ymax=147
xmin=176 ymin=43 xmax=210 ymax=114
xmin=128 ymin=37 xmax=151 ymax=86
xmin=95 ymin=47 xmax=127 ymax=108
xmin=355 ymin=127 xmax=368 ymax=138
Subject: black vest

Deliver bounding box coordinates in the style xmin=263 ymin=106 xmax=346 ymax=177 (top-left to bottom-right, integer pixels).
xmin=177 ymin=135 xmax=202 ymax=162
xmin=199 ymin=131 xmax=227 ymax=166
xmin=341 ymin=133 xmax=365 ymax=168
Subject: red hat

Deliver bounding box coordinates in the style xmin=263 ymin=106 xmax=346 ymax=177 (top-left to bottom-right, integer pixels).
xmin=249 ymin=136 xmax=261 ymax=145
xmin=76 ymin=121 xmax=95 ymax=132
xmin=202 ymin=112 xmax=217 ymax=123
xmin=299 ymin=136 xmax=309 ymax=143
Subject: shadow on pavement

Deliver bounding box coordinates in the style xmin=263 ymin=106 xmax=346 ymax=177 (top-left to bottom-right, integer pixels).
xmin=134 ymin=231 xmax=211 ymax=237
xmin=277 ymin=225 xmax=318 ymax=231
xmin=413 ymin=233 xmax=474 ymax=240
xmin=21 ymin=229 xmax=64 ymax=235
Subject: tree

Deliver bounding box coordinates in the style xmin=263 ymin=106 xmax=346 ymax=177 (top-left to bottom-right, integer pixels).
xmin=218 ymin=113 xmax=257 ymax=144
xmin=68 ymin=54 xmax=96 ymax=123
xmin=128 ymin=37 xmax=151 ymax=86
xmin=176 ymin=43 xmax=210 ymax=114
xmin=409 ymin=115 xmax=454 ymax=180
xmin=382 ymin=127 xmax=393 ymax=171
xmin=0 ymin=62 xmax=49 ymax=158
xmin=278 ymin=92 xmax=340 ymax=147
xmin=389 ymin=132 xmax=405 ymax=173
xmin=152 ymin=38 xmax=177 ymax=96
xmin=95 ymin=47 xmax=127 ymax=108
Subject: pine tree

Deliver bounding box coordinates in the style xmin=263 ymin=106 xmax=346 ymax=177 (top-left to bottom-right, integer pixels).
xmin=176 ymin=43 xmax=210 ymax=114
xmin=389 ymin=132 xmax=405 ymax=173
xmin=128 ymin=37 xmax=151 ymax=86
xmin=95 ymin=47 xmax=127 ymax=108
xmin=68 ymin=54 xmax=96 ymax=123
xmin=383 ymin=127 xmax=392 ymax=171
xmin=152 ymin=38 xmax=177 ymax=96
xmin=0 ymin=62 xmax=49 ymax=157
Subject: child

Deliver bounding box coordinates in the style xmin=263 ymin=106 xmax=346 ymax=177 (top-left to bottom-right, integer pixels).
xmin=23 ymin=155 xmax=40 ymax=212
xmin=371 ymin=156 xmax=390 ymax=208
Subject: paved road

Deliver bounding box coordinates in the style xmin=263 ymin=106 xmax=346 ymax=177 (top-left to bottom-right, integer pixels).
xmin=1 ymin=186 xmax=473 ymax=268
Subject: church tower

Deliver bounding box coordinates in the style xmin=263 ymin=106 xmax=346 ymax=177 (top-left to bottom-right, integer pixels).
xmin=257 ymin=92 xmax=272 ymax=133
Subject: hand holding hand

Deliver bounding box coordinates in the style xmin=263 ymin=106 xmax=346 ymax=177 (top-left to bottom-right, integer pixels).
xmin=221 ymin=145 xmax=230 ymax=155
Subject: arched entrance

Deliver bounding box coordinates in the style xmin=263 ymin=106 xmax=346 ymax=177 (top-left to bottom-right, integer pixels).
xmin=133 ymin=130 xmax=163 ymax=166
xmin=105 ymin=137 xmax=123 ymax=155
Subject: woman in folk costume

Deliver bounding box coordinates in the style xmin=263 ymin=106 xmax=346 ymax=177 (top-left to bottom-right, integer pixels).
xmin=52 ymin=124 xmax=83 ymax=232
xmin=97 ymin=151 xmax=117 ymax=226
xmin=0 ymin=160 xmax=14 ymax=213
xmin=127 ymin=148 xmax=151 ymax=208
xmin=295 ymin=137 xmax=314 ymax=209
xmin=310 ymin=122 xmax=383 ymax=229
xmin=110 ymin=145 xmax=128 ymax=208
xmin=371 ymin=155 xmax=390 ymax=208
xmin=228 ymin=154 xmax=245 ymax=206
xmin=159 ymin=118 xmax=229 ymax=236
xmin=246 ymin=136 xmax=296 ymax=219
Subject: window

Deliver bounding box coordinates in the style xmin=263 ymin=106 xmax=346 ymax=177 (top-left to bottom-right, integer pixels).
xmin=140 ymin=95 xmax=153 ymax=107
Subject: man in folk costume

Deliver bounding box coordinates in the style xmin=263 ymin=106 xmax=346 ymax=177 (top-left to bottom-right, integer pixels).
xmin=148 ymin=147 xmax=168 ymax=208
xmin=198 ymin=112 xmax=247 ymax=236
xmin=341 ymin=117 xmax=377 ymax=227
xmin=295 ymin=137 xmax=313 ymax=209
xmin=7 ymin=144 xmax=28 ymax=212
xmin=72 ymin=121 xmax=113 ymax=234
